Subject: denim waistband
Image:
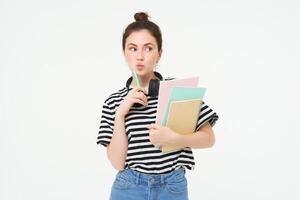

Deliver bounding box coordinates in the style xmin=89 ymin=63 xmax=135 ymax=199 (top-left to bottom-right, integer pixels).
xmin=116 ymin=167 xmax=186 ymax=187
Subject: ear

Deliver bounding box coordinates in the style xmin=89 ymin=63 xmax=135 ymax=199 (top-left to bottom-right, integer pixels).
xmin=157 ymin=48 xmax=163 ymax=62
xmin=159 ymin=48 xmax=163 ymax=57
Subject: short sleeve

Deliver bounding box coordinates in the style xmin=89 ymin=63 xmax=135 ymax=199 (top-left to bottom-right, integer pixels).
xmin=195 ymin=101 xmax=219 ymax=131
xmin=96 ymin=100 xmax=115 ymax=147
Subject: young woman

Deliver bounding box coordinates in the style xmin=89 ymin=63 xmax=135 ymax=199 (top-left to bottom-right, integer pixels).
xmin=97 ymin=12 xmax=219 ymax=200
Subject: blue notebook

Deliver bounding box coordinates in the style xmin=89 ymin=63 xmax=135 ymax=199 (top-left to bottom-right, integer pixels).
xmin=161 ymin=86 xmax=206 ymax=126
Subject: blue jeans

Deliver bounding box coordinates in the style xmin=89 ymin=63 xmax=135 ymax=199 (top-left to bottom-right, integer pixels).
xmin=110 ymin=167 xmax=189 ymax=200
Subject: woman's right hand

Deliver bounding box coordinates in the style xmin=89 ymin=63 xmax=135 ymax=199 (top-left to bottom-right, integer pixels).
xmin=116 ymin=87 xmax=148 ymax=118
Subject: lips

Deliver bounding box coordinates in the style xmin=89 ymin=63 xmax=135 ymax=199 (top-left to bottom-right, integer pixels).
xmin=136 ymin=64 xmax=144 ymax=70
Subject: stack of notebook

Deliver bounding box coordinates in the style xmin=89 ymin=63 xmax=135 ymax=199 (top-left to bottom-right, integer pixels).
xmin=155 ymin=77 xmax=206 ymax=152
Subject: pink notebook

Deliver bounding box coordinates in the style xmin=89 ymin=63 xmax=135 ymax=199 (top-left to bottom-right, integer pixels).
xmin=156 ymin=77 xmax=199 ymax=125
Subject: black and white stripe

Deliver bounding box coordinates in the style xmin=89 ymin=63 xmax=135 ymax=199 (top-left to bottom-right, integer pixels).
xmin=97 ymin=86 xmax=219 ymax=174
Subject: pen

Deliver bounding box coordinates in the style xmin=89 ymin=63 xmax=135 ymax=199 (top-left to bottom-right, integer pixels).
xmin=133 ymin=69 xmax=141 ymax=87
xmin=132 ymin=69 xmax=147 ymax=107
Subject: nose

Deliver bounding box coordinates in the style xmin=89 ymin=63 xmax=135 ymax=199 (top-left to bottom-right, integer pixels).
xmin=137 ymin=50 xmax=144 ymax=61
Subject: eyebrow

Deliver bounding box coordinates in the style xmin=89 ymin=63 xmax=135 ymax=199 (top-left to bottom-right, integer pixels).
xmin=127 ymin=43 xmax=155 ymax=47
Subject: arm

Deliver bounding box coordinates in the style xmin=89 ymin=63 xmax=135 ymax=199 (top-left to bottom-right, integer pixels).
xmin=148 ymin=121 xmax=215 ymax=149
xmin=171 ymin=122 xmax=215 ymax=148
xmin=106 ymin=87 xmax=148 ymax=170
xmin=106 ymin=112 xmax=128 ymax=170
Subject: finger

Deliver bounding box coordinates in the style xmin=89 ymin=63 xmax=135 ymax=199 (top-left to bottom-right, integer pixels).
xmin=132 ymin=96 xmax=147 ymax=106
xmin=148 ymin=123 xmax=160 ymax=130
xmin=134 ymin=91 xmax=147 ymax=101
xmin=133 ymin=93 xmax=148 ymax=105
xmin=132 ymin=86 xmax=147 ymax=94
xmin=138 ymin=92 xmax=148 ymax=105
xmin=149 ymin=131 xmax=156 ymax=141
xmin=133 ymin=99 xmax=147 ymax=107
xmin=147 ymin=123 xmax=153 ymax=129
xmin=149 ymin=129 xmax=158 ymax=134
xmin=149 ymin=132 xmax=161 ymax=147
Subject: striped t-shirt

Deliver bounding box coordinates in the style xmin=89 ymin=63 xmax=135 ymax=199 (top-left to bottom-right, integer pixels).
xmin=97 ymin=83 xmax=219 ymax=174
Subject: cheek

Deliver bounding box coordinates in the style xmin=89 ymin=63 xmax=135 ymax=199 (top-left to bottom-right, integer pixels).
xmin=125 ymin=53 xmax=135 ymax=63
xmin=146 ymin=54 xmax=159 ymax=64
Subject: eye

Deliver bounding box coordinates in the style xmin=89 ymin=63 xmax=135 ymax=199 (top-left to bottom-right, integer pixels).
xmin=145 ymin=47 xmax=153 ymax=52
xmin=129 ymin=47 xmax=137 ymax=52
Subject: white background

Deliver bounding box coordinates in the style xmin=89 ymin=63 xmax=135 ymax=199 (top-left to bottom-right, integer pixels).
xmin=1 ymin=0 xmax=300 ymax=199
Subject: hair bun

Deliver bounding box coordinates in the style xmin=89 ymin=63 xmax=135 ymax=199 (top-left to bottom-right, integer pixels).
xmin=134 ymin=12 xmax=149 ymax=21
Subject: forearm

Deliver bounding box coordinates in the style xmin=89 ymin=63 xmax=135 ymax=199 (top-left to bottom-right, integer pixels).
xmin=170 ymin=129 xmax=215 ymax=149
xmin=107 ymin=113 xmax=128 ymax=170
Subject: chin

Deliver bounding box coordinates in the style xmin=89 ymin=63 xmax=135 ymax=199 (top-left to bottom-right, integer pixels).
xmin=138 ymin=70 xmax=154 ymax=78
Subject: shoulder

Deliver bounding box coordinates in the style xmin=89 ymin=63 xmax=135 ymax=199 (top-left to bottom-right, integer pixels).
xmin=103 ymin=87 xmax=128 ymax=109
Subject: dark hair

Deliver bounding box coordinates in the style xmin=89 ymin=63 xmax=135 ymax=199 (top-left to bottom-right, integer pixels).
xmin=122 ymin=12 xmax=162 ymax=51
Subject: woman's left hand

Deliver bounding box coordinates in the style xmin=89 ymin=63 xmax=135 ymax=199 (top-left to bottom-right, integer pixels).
xmin=147 ymin=124 xmax=177 ymax=147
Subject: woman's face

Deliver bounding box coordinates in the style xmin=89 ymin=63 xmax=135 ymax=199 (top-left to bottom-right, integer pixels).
xmin=124 ymin=29 xmax=162 ymax=77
